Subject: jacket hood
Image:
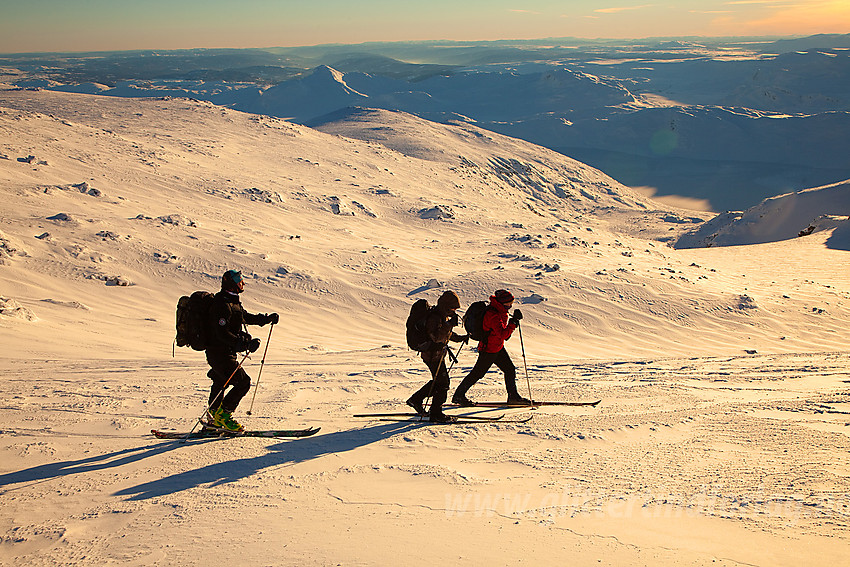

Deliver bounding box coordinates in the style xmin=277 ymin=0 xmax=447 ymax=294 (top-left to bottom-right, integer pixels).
xmin=489 ymin=296 xmax=510 ymax=313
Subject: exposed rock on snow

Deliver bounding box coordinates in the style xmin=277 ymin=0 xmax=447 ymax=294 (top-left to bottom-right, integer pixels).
xmin=240 ymin=187 xmax=282 ymax=203
xmin=47 ymin=212 xmax=74 ymax=222
xmin=798 ymin=214 xmax=848 ymax=237
xmin=328 ymin=196 xmax=355 ymax=216
xmin=418 ymin=205 xmax=453 ymax=220
xmin=153 ymin=251 xmax=177 ymax=263
xmin=155 ymin=214 xmax=196 ymax=227
xmin=71 ymin=181 xmax=101 ymax=196
xmin=662 ymin=212 xmax=704 ymax=224
xmin=41 ymin=298 xmax=90 ymax=310
xmin=104 ymin=276 xmax=134 ymax=287
xmin=352 ymin=201 xmax=377 ymax=218
xmin=0 ymin=230 xmax=27 ymax=259
xmin=534 ymin=264 xmax=560 ymax=273
xmin=0 ymin=297 xmax=37 ymax=321
xmin=95 ymin=230 xmax=119 ymax=241
xmin=270 ymin=265 xmax=312 ymax=282
xmin=507 ymin=234 xmax=545 ymax=247
xmin=38 ymin=182 xmax=101 ymax=197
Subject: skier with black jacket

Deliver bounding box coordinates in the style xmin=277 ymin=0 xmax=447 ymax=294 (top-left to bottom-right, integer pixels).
xmin=205 ymin=269 xmax=278 ymax=431
xmin=406 ymin=290 xmax=468 ymax=422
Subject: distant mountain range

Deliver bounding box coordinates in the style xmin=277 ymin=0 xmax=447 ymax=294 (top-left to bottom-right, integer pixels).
xmin=3 ymin=34 xmax=850 ymax=212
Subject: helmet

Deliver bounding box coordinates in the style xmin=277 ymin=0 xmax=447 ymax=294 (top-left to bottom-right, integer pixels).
xmin=222 ymin=269 xmax=244 ymax=293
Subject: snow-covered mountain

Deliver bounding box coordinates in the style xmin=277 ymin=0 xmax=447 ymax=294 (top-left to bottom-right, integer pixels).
xmin=676 ymin=179 xmax=850 ymax=249
xmin=12 ymin=39 xmax=850 ymax=211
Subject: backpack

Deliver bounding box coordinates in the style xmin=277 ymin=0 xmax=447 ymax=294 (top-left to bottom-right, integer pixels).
xmin=405 ymin=298 xmax=433 ymax=351
xmin=175 ymin=291 xmax=215 ymax=351
xmin=463 ymin=300 xmax=492 ymax=342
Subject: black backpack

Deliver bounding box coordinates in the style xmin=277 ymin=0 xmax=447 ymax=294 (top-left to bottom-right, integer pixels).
xmin=405 ymin=298 xmax=433 ymax=351
xmin=175 ymin=291 xmax=215 ymax=351
xmin=463 ymin=300 xmax=492 ymax=342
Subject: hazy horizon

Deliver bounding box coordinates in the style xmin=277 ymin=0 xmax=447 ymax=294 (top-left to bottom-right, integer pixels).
xmin=1 ymin=0 xmax=848 ymax=54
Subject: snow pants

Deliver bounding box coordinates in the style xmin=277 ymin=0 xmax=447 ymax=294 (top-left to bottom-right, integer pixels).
xmin=409 ymin=355 xmax=451 ymax=418
xmin=453 ymin=347 xmax=519 ymax=399
xmin=206 ymin=351 xmax=251 ymax=413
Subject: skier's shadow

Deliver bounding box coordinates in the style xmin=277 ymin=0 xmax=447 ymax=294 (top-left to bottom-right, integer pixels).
xmin=114 ymin=421 xmax=419 ymax=501
xmin=0 ymin=441 xmax=179 ymax=491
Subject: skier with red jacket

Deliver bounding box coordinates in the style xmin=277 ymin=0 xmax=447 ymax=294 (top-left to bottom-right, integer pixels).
xmin=451 ymin=289 xmax=530 ymax=406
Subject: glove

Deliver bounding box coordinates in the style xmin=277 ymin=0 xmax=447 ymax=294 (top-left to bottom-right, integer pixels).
xmin=236 ymin=332 xmax=257 ymax=353
xmin=265 ymin=313 xmax=279 ymax=325
xmin=236 ymin=331 xmax=251 ymax=351
xmin=512 ymin=309 xmax=523 ymax=321
xmin=509 ymin=317 xmax=520 ymax=326
xmin=448 ymin=313 xmax=459 ymax=327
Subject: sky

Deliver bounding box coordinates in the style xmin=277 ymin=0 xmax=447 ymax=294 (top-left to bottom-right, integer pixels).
xmin=1 ymin=0 xmax=849 ymax=54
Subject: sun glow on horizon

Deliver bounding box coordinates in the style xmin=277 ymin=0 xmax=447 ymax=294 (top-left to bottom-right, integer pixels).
xmin=728 ymin=0 xmax=850 ymax=35
xmin=0 ymin=0 xmax=847 ymax=53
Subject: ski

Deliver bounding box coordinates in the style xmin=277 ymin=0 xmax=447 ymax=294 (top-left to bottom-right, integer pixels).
xmin=375 ymin=415 xmax=533 ymax=424
xmin=151 ymin=426 xmax=320 ymax=440
xmin=356 ymin=413 xmax=534 ymax=424
xmin=445 ymin=400 xmax=601 ymax=408
xmin=354 ymin=412 xmax=507 ymax=420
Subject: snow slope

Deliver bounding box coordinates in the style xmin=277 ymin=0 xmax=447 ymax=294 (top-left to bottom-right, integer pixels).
xmin=1 ymin=87 xmax=849 ymax=566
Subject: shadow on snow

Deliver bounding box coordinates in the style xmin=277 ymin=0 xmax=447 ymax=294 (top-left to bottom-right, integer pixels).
xmin=0 ymin=442 xmax=179 ymax=493
xmin=0 ymin=422 xmax=419 ymax=499
xmin=113 ymin=421 xmax=418 ymax=501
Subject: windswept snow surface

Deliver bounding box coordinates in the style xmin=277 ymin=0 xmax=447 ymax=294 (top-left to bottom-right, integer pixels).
xmin=0 ymin=87 xmax=849 ymax=566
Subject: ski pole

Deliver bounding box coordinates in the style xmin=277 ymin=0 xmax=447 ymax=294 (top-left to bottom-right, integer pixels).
xmin=246 ymin=322 xmax=275 ymax=416
xmin=517 ymin=321 xmax=533 ymax=404
xmin=184 ymin=350 xmax=251 ymax=440
xmin=447 ymin=342 xmax=463 ymax=374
